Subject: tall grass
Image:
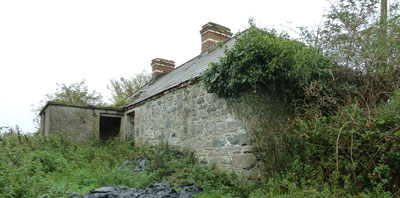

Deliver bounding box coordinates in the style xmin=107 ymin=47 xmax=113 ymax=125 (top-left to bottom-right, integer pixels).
xmin=0 ymin=132 xmax=254 ymax=197
xmin=2 ymin=123 xmax=393 ymax=197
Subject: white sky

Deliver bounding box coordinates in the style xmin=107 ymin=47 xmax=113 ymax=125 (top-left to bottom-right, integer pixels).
xmin=0 ymin=0 xmax=331 ymax=132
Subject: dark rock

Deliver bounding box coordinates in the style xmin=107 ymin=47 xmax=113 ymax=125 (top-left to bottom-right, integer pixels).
xmin=83 ymin=186 xmax=137 ymax=198
xmin=212 ymin=138 xmax=225 ymax=147
xmin=177 ymin=104 xmax=183 ymax=111
xmin=227 ymin=136 xmax=239 ymax=145
xmin=179 ymin=185 xmax=202 ymax=194
xmin=205 ymin=122 xmax=216 ymax=132
xmin=227 ymin=133 xmax=247 ymax=145
xmin=189 ymin=125 xmax=203 ymax=135
xmin=82 ymin=182 xmax=201 ymax=198
xmin=206 ymin=105 xmax=217 ymax=113
xmin=117 ymin=157 xmax=147 ymax=174
xmin=227 ymin=121 xmax=238 ymax=130
xmin=216 ymin=122 xmax=227 ymax=131
xmin=196 ymin=97 xmax=205 ymax=104
xmin=199 ymin=104 xmax=207 ymax=110
xmin=165 ymin=118 xmax=172 ymax=128
xmin=194 ymin=125 xmax=203 ymax=135
xmin=166 ymin=106 xmax=176 ymax=113
xmin=135 ymin=157 xmax=147 ymax=173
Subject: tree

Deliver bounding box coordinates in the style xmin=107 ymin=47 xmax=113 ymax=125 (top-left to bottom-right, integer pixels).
xmin=300 ymin=0 xmax=400 ymax=108
xmin=43 ymin=80 xmax=103 ymax=105
xmin=108 ymin=71 xmax=151 ymax=107
xmin=32 ymin=80 xmax=103 ymax=129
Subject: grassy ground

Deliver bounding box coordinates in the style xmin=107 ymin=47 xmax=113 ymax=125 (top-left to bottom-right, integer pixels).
xmin=0 ymin=132 xmax=256 ymax=197
xmin=0 ymin=132 xmax=386 ymax=198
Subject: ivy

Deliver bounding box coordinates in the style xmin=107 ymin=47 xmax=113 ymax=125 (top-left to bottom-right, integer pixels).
xmin=203 ymin=26 xmax=334 ymax=103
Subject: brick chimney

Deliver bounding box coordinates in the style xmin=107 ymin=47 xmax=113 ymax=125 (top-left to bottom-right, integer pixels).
xmin=200 ymin=22 xmax=232 ymax=53
xmin=151 ymin=58 xmax=175 ymax=80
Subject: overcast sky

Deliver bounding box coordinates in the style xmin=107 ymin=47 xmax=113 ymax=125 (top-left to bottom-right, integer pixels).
xmin=0 ymin=0 xmax=331 ymax=132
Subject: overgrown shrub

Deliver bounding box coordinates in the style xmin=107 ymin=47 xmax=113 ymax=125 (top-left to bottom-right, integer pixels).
xmin=288 ymin=89 xmax=400 ymax=195
xmin=202 ymin=13 xmax=400 ymax=195
xmin=203 ymin=26 xmax=334 ymax=103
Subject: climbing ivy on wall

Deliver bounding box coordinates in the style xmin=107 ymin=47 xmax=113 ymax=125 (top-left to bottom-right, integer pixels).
xmin=203 ymin=26 xmax=333 ymax=103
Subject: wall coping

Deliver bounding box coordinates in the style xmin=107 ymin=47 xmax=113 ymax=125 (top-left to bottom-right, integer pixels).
xmin=39 ymin=102 xmax=124 ymax=116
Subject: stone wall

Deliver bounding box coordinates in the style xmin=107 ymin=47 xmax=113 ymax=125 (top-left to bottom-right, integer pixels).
xmin=40 ymin=103 xmax=123 ymax=142
xmin=124 ymin=82 xmax=259 ymax=177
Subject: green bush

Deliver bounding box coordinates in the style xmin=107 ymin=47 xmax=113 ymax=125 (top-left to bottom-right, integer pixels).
xmin=203 ymin=26 xmax=333 ymax=103
xmin=287 ymin=90 xmax=400 ymax=194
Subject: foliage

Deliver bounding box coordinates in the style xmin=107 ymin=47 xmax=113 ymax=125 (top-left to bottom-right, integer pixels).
xmin=202 ymin=0 xmax=400 ymax=196
xmin=285 ymin=88 xmax=400 ymax=195
xmin=3 ymin=132 xmax=374 ymax=197
xmin=223 ymin=63 xmax=400 ymax=197
xmin=203 ymin=19 xmax=342 ymax=192
xmin=43 ymin=80 xmax=103 ymax=106
xmin=0 ymin=133 xmax=256 ymax=197
xmin=300 ymin=0 xmax=400 ymax=109
xmin=32 ymin=80 xmax=103 ymax=130
xmin=108 ymin=71 xmax=151 ymax=107
xmin=203 ymin=25 xmax=334 ymax=103
xmin=283 ymin=1 xmax=400 ymax=194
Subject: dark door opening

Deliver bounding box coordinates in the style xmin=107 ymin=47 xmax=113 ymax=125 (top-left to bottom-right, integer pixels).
xmin=99 ymin=116 xmax=121 ymax=140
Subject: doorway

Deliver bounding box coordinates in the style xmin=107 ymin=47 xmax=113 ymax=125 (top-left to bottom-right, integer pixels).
xmin=99 ymin=116 xmax=121 ymax=140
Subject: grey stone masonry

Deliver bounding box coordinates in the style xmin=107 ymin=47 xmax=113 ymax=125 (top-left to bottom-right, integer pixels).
xmin=124 ymin=82 xmax=258 ymax=176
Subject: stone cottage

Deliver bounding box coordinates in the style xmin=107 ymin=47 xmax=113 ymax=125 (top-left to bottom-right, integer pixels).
xmin=40 ymin=22 xmax=258 ymax=177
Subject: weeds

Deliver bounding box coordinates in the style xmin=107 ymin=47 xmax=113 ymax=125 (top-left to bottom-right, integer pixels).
xmin=0 ymin=133 xmax=256 ymax=197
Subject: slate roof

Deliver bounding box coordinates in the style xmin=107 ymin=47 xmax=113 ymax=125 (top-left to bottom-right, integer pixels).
xmin=125 ymin=37 xmax=236 ymax=108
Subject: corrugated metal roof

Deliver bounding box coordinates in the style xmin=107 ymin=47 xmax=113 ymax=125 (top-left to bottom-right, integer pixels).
xmin=125 ymin=38 xmax=236 ymax=107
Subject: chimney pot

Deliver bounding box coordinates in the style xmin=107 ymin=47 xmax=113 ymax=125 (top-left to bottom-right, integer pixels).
xmin=200 ymin=22 xmax=232 ymax=53
xmin=151 ymin=58 xmax=175 ymax=80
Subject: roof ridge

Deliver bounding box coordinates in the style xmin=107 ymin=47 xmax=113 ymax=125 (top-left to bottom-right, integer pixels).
xmin=124 ymin=30 xmax=246 ymax=108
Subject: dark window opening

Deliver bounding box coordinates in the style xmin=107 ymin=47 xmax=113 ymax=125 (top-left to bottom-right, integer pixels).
xmin=99 ymin=116 xmax=121 ymax=140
